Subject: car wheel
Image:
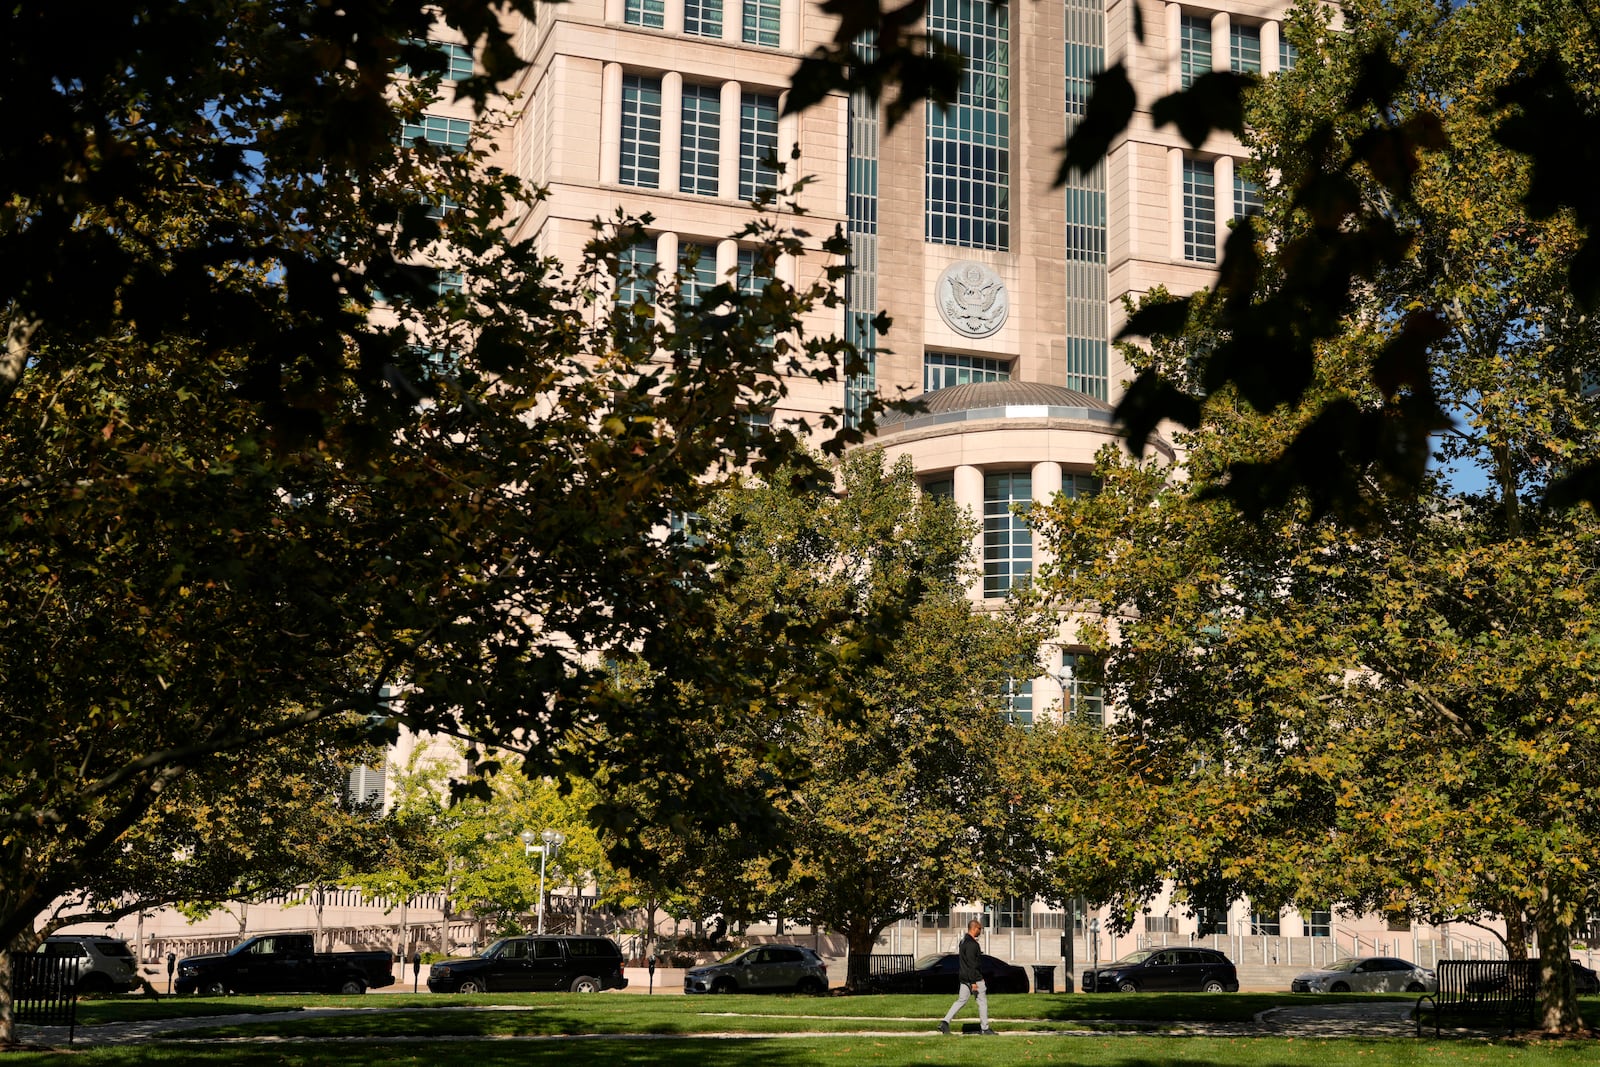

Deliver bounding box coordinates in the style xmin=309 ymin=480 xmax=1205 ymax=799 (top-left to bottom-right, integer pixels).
xmin=795 ymin=977 xmax=824 ymax=995
xmin=570 ymin=975 xmax=602 ymax=994
xmin=338 ymin=979 xmax=367 ymax=995
xmin=712 ymin=977 xmax=737 ymax=994
xmin=457 ymin=979 xmax=486 ymax=994
xmin=1117 ymin=980 xmax=1139 ymax=993
xmin=76 ymin=973 xmax=112 ymax=995
xmin=1202 ymin=979 xmax=1226 ymax=993
xmin=201 ymin=980 xmax=229 ymax=997
xmin=1406 ymin=982 xmax=1425 ymax=993
xmin=1330 ymin=982 xmax=1350 ymax=993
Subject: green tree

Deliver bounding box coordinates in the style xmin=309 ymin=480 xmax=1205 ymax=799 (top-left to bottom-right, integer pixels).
xmin=620 ymin=450 xmax=1043 ymax=988
xmin=0 ymin=3 xmax=871 ymax=1038
xmin=1030 ymin=2 xmax=1600 ymax=1033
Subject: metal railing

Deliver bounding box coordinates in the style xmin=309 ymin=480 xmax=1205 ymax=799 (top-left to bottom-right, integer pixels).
xmin=13 ymin=952 xmax=79 ymax=1043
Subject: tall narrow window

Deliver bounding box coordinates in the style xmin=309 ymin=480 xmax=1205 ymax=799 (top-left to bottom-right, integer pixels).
xmin=1233 ymin=173 xmax=1263 ymax=221
xmin=1230 ymin=23 xmax=1261 ymax=74
xmin=625 ymin=0 xmax=665 ymax=28
xmin=1000 ymin=679 xmax=1034 ymax=727
xmin=680 ymin=84 xmax=721 ymax=196
xmin=739 ymin=91 xmax=780 ymax=202
xmin=1251 ymin=910 xmax=1282 ymax=936
xmin=926 ymin=0 xmax=1010 ymax=250
xmin=1279 ymin=36 xmax=1300 ymax=71
xmin=677 ymin=244 xmax=717 ymax=306
xmin=1182 ymin=157 xmax=1216 ymax=263
xmin=684 ymin=0 xmax=722 ymax=37
xmin=983 ymin=470 xmax=1031 ymax=597
xmin=845 ymin=32 xmax=880 ymax=430
xmin=1059 ymin=653 xmax=1103 ymax=724
xmin=620 ymin=74 xmax=663 ymax=188
xmin=1307 ymin=909 xmax=1331 ymax=937
xmin=1180 ymin=13 xmax=1211 ymax=89
xmin=1195 ymin=907 xmax=1228 ymax=936
xmin=616 ymin=238 xmax=657 ymax=311
xmin=924 ymin=351 xmax=1010 ymax=392
xmin=742 ymin=0 xmax=780 ymax=47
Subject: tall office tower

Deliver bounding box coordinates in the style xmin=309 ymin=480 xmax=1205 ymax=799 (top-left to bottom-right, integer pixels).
xmin=481 ymin=0 xmax=1293 ymax=717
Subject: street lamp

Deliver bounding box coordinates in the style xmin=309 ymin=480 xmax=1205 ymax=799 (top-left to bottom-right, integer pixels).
xmin=521 ymin=829 xmax=566 ymax=934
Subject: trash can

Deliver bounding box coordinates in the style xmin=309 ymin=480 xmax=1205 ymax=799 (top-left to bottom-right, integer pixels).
xmin=1031 ymin=964 xmax=1055 ymax=993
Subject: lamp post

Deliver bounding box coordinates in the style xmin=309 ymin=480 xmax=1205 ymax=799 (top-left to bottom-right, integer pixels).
xmin=521 ymin=829 xmax=566 ymax=934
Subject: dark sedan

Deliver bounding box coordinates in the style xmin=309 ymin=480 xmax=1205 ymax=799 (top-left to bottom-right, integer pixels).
xmin=1083 ymin=947 xmax=1239 ymax=992
xmin=870 ymin=952 xmax=1029 ymax=994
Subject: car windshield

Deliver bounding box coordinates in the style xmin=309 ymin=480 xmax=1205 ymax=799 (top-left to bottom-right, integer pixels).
xmin=914 ymin=954 xmax=948 ymax=969
xmin=1111 ymin=950 xmax=1157 ymax=966
xmin=482 ymin=940 xmax=514 ymax=959
xmin=717 ymin=948 xmax=757 ymax=965
xmin=1324 ymin=958 xmax=1360 ymax=972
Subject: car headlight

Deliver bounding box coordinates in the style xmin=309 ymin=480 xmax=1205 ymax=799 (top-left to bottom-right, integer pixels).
xmin=179 ymin=966 xmax=198 ymax=977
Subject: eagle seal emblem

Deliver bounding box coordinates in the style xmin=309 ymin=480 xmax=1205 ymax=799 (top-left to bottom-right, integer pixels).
xmin=936 ymin=261 xmax=1009 ymax=338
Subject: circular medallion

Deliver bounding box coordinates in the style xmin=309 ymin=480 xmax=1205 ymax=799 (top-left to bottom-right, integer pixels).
xmin=936 ymin=261 xmax=1009 ymax=338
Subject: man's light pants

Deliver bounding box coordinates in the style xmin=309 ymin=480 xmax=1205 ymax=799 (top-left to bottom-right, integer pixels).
xmin=942 ymin=978 xmax=988 ymax=1028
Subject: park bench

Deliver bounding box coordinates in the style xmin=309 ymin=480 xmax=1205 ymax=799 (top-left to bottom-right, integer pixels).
xmin=1415 ymin=959 xmax=1539 ymax=1037
xmin=12 ymin=951 xmax=80 ymax=1043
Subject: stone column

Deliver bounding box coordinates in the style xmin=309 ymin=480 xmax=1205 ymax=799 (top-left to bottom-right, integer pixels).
xmin=720 ymin=80 xmax=743 ymax=201
xmin=661 ymin=72 xmax=684 ymax=194
xmin=955 ymin=464 xmax=985 ymax=602
xmin=600 ymin=62 xmax=623 ymax=185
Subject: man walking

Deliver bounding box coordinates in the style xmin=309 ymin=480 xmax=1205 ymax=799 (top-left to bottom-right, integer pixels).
xmin=938 ymin=919 xmax=996 ymax=1035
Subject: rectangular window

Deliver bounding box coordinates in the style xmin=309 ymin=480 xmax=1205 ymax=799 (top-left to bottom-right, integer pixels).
xmin=625 ymin=0 xmax=665 ymax=28
xmin=1195 ymin=907 xmax=1227 ymax=937
xmin=677 ymin=243 xmax=717 ymax=305
xmin=1250 ymin=910 xmax=1281 ymax=936
xmin=1059 ymin=652 xmax=1103 ymax=724
xmin=1180 ymin=13 xmax=1211 ymax=89
xmin=1183 ymin=157 xmax=1216 ymax=263
xmin=1000 ymin=677 xmax=1033 ymax=727
xmin=402 ymin=114 xmax=471 ymax=152
xmin=1307 ymin=909 xmax=1331 ymax=937
xmin=620 ymin=74 xmax=663 ymax=188
xmin=680 ymin=84 xmax=721 ymax=197
xmin=434 ymin=269 xmax=464 ymax=296
xmin=922 ymin=476 xmax=954 ymax=500
xmin=1230 ymin=23 xmax=1261 ymax=74
xmin=616 ymin=237 xmax=657 ymax=310
xmin=983 ymin=470 xmax=1031 ymax=597
xmin=1233 ymin=173 xmax=1263 ymax=221
xmin=1145 ymin=915 xmax=1179 ymax=935
xmin=918 ymin=906 xmax=951 ymax=929
xmin=924 ymin=351 xmax=1010 ymax=392
xmin=1279 ymin=36 xmax=1300 ymax=71
xmin=739 ymin=92 xmax=780 ymax=202
xmin=742 ymin=0 xmax=780 ymax=47
xmin=996 ymin=896 xmax=1031 ymax=930
xmin=684 ymin=0 xmax=722 ymax=37
xmin=926 ymin=0 xmax=1010 ymax=250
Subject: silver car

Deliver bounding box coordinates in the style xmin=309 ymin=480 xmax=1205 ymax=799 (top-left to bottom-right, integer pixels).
xmin=683 ymin=944 xmax=828 ymax=995
xmin=1291 ymin=956 xmax=1436 ymax=993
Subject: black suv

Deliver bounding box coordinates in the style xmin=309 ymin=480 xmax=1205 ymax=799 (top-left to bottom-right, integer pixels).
xmin=426 ymin=936 xmax=628 ymax=994
xmin=1083 ymin=947 xmax=1238 ymax=992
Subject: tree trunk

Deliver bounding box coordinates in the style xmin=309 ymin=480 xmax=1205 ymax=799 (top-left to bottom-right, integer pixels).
xmin=1534 ymin=889 xmax=1583 ymax=1034
xmin=0 ymin=943 xmax=14 ymax=1047
xmin=1505 ymin=907 xmax=1529 ymax=960
xmin=844 ymin=922 xmax=880 ymax=992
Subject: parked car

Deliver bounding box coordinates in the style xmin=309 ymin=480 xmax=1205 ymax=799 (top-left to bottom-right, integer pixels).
xmin=35 ymin=935 xmax=140 ymax=994
xmin=427 ymin=935 xmax=627 ymax=994
xmin=175 ymin=934 xmax=394 ymax=996
xmin=1083 ymin=948 xmax=1239 ymax=993
xmin=870 ymin=952 xmax=1030 ymax=995
xmin=1573 ymin=960 xmax=1599 ymax=995
xmin=1290 ymin=956 xmax=1435 ymax=994
xmin=683 ymin=944 xmax=829 ymax=994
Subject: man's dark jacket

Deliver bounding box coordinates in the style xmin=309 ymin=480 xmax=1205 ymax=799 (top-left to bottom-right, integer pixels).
xmin=957 ymin=933 xmax=983 ymax=984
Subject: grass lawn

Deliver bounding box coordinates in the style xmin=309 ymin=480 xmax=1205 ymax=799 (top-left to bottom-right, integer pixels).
xmin=6 ymin=1036 xmax=1600 ymax=1067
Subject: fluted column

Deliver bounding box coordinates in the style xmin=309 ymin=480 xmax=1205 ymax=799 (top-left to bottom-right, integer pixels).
xmin=661 ymin=72 xmax=684 ymax=194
